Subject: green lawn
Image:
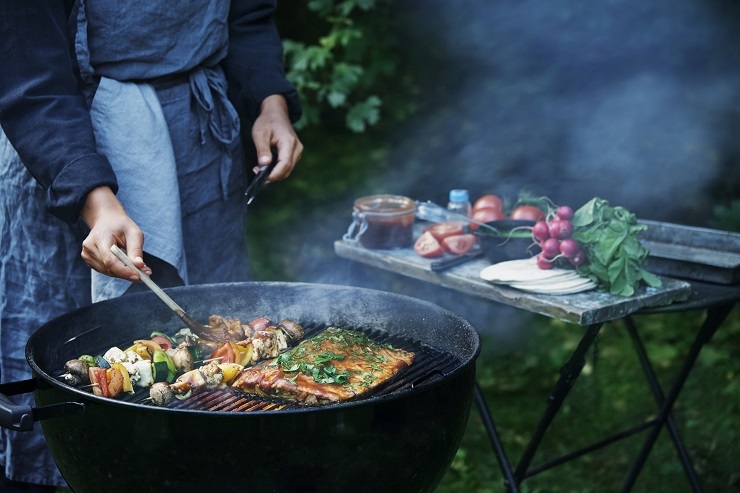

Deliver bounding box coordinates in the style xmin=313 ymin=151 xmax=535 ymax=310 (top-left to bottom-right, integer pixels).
xmin=436 ymin=306 xmax=740 ymax=493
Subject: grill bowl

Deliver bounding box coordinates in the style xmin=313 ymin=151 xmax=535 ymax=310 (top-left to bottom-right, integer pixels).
xmin=25 ymin=282 xmax=480 ymax=493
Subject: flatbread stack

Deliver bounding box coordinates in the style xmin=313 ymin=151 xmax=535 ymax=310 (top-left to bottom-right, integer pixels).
xmin=480 ymin=258 xmax=597 ymax=295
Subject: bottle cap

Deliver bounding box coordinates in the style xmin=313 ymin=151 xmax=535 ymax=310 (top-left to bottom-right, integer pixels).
xmin=449 ymin=189 xmax=469 ymax=202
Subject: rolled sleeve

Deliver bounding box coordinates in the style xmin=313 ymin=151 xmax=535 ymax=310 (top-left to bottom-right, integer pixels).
xmin=0 ymin=0 xmax=117 ymax=223
xmin=223 ymin=0 xmax=302 ymax=125
xmin=48 ymin=153 xmax=118 ymax=223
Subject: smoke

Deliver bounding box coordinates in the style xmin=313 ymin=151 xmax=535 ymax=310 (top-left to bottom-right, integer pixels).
xmin=299 ymin=0 xmax=740 ymax=344
xmin=387 ymin=0 xmax=740 ymax=221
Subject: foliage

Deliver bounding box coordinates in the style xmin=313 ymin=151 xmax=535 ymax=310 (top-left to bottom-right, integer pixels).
xmin=277 ymin=0 xmax=418 ymax=133
xmin=711 ymin=199 xmax=740 ymax=232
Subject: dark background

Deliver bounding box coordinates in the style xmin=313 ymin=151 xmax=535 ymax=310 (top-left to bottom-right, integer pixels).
xmin=265 ymin=0 xmax=740 ymax=349
xmin=384 ymin=0 xmax=740 ymax=223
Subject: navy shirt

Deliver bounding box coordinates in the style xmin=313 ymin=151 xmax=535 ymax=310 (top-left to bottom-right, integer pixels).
xmin=0 ymin=0 xmax=300 ymax=224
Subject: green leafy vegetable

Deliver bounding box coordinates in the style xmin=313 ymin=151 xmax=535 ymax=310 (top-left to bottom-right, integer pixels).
xmin=571 ymin=198 xmax=662 ymax=296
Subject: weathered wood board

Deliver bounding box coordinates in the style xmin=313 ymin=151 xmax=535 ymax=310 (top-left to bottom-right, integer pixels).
xmin=334 ymin=236 xmax=692 ymax=326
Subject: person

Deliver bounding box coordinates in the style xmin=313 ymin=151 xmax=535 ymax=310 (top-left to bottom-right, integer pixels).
xmin=0 ymin=1 xmax=303 ymax=490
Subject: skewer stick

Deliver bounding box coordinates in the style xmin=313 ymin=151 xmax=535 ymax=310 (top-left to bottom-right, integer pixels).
xmin=195 ymin=356 xmax=225 ymax=364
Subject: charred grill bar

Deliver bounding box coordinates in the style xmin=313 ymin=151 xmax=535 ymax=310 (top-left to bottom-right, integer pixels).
xmin=335 ymin=220 xmax=740 ymax=492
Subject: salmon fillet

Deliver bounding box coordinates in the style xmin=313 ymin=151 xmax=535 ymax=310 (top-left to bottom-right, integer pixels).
xmin=231 ymin=327 xmax=415 ymax=406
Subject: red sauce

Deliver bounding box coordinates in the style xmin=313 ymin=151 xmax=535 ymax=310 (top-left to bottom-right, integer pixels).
xmin=353 ymin=195 xmax=415 ymax=249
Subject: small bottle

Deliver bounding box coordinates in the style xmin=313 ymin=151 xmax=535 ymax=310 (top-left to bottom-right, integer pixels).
xmin=447 ymin=189 xmax=472 ymax=219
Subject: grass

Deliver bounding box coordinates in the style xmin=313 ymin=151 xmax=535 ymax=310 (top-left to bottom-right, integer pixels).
xmin=435 ymin=305 xmax=740 ymax=492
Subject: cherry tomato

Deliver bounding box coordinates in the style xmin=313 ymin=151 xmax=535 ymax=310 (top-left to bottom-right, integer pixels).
xmin=424 ymin=221 xmax=465 ymax=241
xmin=470 ymin=207 xmax=506 ymax=230
xmin=473 ymin=194 xmax=504 ymax=212
xmin=414 ymin=231 xmax=445 ymax=258
xmin=441 ymin=234 xmax=477 ymax=255
xmin=510 ymin=205 xmax=545 ymax=221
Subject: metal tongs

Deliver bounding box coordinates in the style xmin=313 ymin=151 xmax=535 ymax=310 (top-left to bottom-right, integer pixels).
xmin=110 ymin=245 xmax=225 ymax=341
xmin=244 ymin=150 xmax=278 ymax=205
xmin=415 ymin=200 xmax=500 ymax=234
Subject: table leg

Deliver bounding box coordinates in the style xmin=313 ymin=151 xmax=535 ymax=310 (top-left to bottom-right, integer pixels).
xmin=513 ymin=322 xmax=603 ymax=483
xmin=474 ymin=382 xmax=520 ymax=492
xmin=620 ymin=304 xmax=733 ymax=492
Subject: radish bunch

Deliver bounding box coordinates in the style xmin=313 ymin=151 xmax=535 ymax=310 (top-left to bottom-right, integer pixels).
xmin=531 ymin=205 xmax=587 ymax=270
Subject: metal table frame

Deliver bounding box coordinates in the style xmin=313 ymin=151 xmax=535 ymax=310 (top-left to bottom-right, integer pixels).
xmin=477 ymin=286 xmax=737 ymax=492
xmin=334 ymin=238 xmax=739 ymax=492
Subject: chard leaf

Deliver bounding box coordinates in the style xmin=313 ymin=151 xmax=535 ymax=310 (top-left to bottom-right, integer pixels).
xmin=572 ymin=197 xmax=662 ymax=296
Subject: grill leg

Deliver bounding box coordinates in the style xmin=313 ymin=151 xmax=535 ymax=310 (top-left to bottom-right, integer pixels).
xmin=620 ymin=304 xmax=732 ymax=492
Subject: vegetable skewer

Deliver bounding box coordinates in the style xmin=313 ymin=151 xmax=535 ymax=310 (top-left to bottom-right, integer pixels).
xmin=59 ymin=316 xmax=304 ymax=403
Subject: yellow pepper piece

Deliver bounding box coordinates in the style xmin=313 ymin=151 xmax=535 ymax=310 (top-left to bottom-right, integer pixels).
xmin=112 ymin=362 xmax=133 ymax=393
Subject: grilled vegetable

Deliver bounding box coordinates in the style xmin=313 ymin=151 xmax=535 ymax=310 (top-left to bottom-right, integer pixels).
xmin=60 ymin=316 xmax=306 ymax=405
xmin=149 ymin=382 xmax=174 ymax=407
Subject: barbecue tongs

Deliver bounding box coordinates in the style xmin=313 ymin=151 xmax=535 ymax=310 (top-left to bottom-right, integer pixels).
xmin=110 ymin=245 xmax=225 ymax=341
xmin=244 ymin=151 xmax=278 ymax=205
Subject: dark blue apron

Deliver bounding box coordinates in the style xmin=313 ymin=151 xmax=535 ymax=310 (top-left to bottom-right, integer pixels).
xmin=0 ymin=0 xmax=249 ymax=486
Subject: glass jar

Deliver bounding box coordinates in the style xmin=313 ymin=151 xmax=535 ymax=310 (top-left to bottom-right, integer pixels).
xmin=343 ymin=195 xmax=416 ymax=249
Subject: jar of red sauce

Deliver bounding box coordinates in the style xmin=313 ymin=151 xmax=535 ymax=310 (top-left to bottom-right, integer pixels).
xmin=343 ymin=195 xmax=416 ymax=249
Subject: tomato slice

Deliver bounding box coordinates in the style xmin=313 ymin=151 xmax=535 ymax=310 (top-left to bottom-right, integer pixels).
xmin=209 ymin=342 xmax=237 ymax=364
xmin=413 ymin=231 xmax=445 ymax=258
xmin=441 ymin=234 xmax=477 ymax=255
xmin=88 ymin=367 xmax=108 ymax=397
xmin=424 ymin=221 xmax=465 ymax=241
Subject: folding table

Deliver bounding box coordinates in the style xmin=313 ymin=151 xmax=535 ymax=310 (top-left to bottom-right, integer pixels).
xmin=334 ymin=225 xmax=739 ymax=492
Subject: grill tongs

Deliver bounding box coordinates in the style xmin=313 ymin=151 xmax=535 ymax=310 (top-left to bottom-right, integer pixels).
xmin=110 ymin=245 xmax=225 ymax=341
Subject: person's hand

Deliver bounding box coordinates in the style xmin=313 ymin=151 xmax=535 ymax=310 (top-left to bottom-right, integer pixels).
xmin=251 ymin=94 xmax=303 ymax=182
xmin=79 ymin=186 xmax=152 ymax=281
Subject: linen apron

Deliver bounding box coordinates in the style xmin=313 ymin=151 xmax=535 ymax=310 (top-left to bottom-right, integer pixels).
xmin=0 ymin=0 xmax=249 ymax=486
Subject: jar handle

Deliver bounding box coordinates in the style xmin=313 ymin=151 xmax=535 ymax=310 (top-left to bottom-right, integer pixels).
xmin=342 ymin=211 xmax=368 ymax=245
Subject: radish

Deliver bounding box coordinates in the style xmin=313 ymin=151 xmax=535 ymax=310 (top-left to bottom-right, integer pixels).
xmin=550 ymin=219 xmax=573 ymax=239
xmin=559 ymin=238 xmax=579 ymax=258
xmin=532 ymin=221 xmax=550 ymax=242
xmin=556 ymin=205 xmax=574 ymax=221
xmin=541 ymin=237 xmax=561 ymax=259
xmin=536 ymin=253 xmax=554 ymax=269
xmin=569 ymin=249 xmax=587 ymax=267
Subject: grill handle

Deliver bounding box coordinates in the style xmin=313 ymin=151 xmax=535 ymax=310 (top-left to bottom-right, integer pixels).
xmin=0 ymin=379 xmax=85 ymax=432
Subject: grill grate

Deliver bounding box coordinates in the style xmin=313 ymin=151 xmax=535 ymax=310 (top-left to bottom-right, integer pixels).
xmin=114 ymin=324 xmax=459 ymax=412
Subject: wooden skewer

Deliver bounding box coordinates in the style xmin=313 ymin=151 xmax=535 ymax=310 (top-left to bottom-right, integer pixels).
xmin=195 ymin=356 xmax=225 ymax=364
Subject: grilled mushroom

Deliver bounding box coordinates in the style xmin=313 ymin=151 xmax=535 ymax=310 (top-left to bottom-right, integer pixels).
xmin=63 ymin=359 xmax=91 ymax=384
xmin=276 ymin=320 xmax=304 ymax=342
xmin=149 ymin=382 xmax=174 ymax=407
